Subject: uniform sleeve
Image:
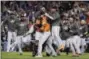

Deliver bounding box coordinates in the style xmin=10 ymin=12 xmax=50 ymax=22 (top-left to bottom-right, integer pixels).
xmin=52 ymin=12 xmax=60 ymax=20
xmin=45 ymin=12 xmax=60 ymax=20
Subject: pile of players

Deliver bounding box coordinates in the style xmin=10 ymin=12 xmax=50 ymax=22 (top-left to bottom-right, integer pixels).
xmin=1 ymin=1 xmax=89 ymax=57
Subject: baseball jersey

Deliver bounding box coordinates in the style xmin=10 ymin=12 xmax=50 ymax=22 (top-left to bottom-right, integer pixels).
xmin=48 ymin=11 xmax=60 ymax=26
xmin=4 ymin=15 xmax=18 ymax=32
xmin=60 ymin=21 xmax=71 ymax=40
xmin=60 ymin=26 xmax=71 ymax=40
xmin=69 ymin=24 xmax=79 ymax=35
xmin=61 ymin=21 xmax=79 ymax=40
xmin=40 ymin=23 xmax=50 ymax=32
xmin=16 ymin=20 xmax=29 ymax=36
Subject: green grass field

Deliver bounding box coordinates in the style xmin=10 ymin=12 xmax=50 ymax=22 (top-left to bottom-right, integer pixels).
xmin=1 ymin=52 xmax=89 ymax=59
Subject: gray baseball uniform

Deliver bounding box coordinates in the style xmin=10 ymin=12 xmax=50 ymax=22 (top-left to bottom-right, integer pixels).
xmin=4 ymin=15 xmax=17 ymax=52
xmin=10 ymin=19 xmax=29 ymax=53
xmin=45 ymin=11 xmax=62 ymax=56
xmin=48 ymin=11 xmax=62 ymax=48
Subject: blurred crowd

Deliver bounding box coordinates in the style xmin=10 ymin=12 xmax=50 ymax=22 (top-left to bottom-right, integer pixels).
xmin=1 ymin=1 xmax=89 ymax=57
xmin=1 ymin=1 xmax=89 ymax=24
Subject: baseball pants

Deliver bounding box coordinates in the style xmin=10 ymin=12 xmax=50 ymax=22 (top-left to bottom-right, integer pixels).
xmin=70 ymin=35 xmax=81 ymax=54
xmin=45 ymin=35 xmax=57 ymax=56
xmin=22 ymin=35 xmax=32 ymax=45
xmin=80 ymin=38 xmax=86 ymax=53
xmin=45 ymin=26 xmax=62 ymax=55
xmin=51 ymin=26 xmax=62 ymax=47
xmin=10 ymin=36 xmax=23 ymax=53
xmin=7 ymin=31 xmax=16 ymax=52
xmin=35 ymin=32 xmax=50 ymax=56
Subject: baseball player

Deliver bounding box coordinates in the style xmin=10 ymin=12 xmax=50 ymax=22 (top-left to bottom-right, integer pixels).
xmin=44 ymin=6 xmax=62 ymax=53
xmin=56 ymin=17 xmax=81 ymax=56
xmin=10 ymin=16 xmax=29 ymax=55
xmin=67 ymin=19 xmax=81 ymax=56
xmin=35 ymin=16 xmax=51 ymax=57
xmin=56 ymin=19 xmax=70 ymax=55
xmin=10 ymin=21 xmax=34 ymax=53
xmin=33 ymin=18 xmax=42 ymax=56
xmin=2 ymin=13 xmax=17 ymax=52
